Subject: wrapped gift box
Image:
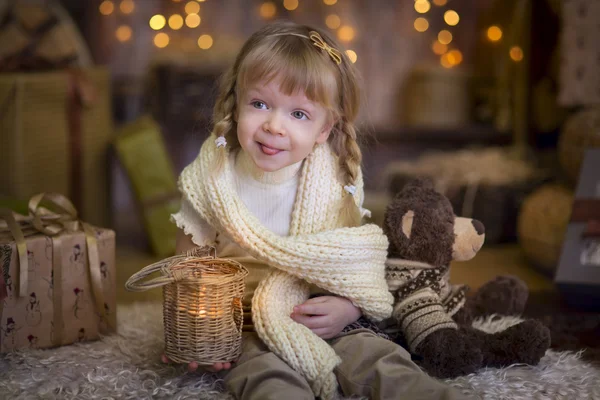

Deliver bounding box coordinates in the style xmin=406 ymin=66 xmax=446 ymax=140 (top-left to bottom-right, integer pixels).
xmin=0 ymin=67 xmax=114 ymax=227
xmin=0 ymin=194 xmax=116 ymax=352
xmin=114 ymin=116 xmax=179 ymax=257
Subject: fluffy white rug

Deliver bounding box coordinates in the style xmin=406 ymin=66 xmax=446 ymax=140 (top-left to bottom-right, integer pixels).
xmin=449 ymin=315 xmax=600 ymax=400
xmin=0 ymin=303 xmax=598 ymax=400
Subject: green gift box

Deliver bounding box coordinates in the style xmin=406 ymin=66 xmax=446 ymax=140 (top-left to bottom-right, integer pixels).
xmin=114 ymin=116 xmax=179 ymax=257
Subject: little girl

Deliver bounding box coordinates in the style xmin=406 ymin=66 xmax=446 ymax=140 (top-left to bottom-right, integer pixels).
xmin=169 ymin=21 xmax=468 ymax=400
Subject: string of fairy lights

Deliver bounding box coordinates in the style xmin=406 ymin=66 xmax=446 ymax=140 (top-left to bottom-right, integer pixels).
xmin=412 ymin=0 xmax=524 ymax=68
xmin=98 ymin=0 xmax=358 ymax=62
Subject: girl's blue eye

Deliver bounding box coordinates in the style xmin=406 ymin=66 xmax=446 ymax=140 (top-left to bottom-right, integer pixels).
xmin=252 ymin=101 xmax=267 ymax=109
xmin=292 ymin=111 xmax=307 ymax=120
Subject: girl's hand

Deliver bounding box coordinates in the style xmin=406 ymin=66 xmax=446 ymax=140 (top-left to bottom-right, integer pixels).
xmin=161 ymin=354 xmax=235 ymax=373
xmin=290 ymin=296 xmax=362 ymax=339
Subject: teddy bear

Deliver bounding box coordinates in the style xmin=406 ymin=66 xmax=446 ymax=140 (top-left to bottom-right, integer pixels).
xmin=381 ymin=178 xmax=551 ymax=379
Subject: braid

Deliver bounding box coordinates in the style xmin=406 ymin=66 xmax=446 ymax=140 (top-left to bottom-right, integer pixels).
xmin=211 ymin=70 xmax=237 ymax=175
xmin=331 ymin=120 xmax=363 ymax=227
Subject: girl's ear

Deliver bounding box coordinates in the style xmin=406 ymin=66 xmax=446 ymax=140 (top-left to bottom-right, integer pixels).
xmin=316 ymin=119 xmax=335 ymax=144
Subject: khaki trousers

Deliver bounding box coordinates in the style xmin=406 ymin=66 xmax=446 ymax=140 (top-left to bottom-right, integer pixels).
xmin=222 ymin=330 xmax=471 ymax=400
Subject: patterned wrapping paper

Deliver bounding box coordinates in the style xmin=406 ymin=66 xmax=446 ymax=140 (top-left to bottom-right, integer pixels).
xmin=0 ymin=203 xmax=116 ymax=352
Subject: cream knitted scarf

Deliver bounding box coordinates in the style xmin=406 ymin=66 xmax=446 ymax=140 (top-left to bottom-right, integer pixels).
xmin=179 ymin=139 xmax=393 ymax=400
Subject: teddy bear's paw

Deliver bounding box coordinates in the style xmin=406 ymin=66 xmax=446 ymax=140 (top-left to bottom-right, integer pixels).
xmin=416 ymin=328 xmax=483 ymax=379
xmin=484 ymin=319 xmax=551 ymax=367
xmin=471 ymin=275 xmax=529 ymax=318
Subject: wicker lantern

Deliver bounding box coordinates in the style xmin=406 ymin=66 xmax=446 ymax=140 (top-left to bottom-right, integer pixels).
xmin=558 ymin=107 xmax=600 ymax=184
xmin=126 ymin=247 xmax=248 ymax=365
xmin=517 ymin=184 xmax=574 ymax=277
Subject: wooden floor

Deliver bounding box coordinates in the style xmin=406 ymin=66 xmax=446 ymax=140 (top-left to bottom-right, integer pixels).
xmin=116 ymin=243 xmax=556 ymax=306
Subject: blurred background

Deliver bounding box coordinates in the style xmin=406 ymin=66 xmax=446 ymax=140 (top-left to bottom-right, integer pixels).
xmin=1 ymin=0 xmax=599 ymax=309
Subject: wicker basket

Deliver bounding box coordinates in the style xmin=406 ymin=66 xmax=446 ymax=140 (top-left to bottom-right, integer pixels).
xmin=517 ymin=184 xmax=574 ymax=277
xmin=557 ymin=107 xmax=600 ymax=184
xmin=125 ymin=247 xmax=248 ymax=365
xmin=384 ymin=148 xmax=545 ymax=243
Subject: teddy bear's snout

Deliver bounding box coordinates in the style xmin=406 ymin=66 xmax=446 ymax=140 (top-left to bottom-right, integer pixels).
xmin=471 ymin=219 xmax=485 ymax=236
xmin=452 ymin=217 xmax=486 ymax=261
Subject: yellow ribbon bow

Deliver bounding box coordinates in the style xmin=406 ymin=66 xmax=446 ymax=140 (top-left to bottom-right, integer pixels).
xmin=309 ymin=31 xmax=342 ymax=65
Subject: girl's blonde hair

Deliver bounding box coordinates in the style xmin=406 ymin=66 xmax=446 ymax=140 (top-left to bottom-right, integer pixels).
xmin=211 ymin=20 xmax=363 ymax=226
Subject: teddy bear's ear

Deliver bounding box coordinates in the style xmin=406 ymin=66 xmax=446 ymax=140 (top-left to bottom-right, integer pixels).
xmin=402 ymin=210 xmax=415 ymax=239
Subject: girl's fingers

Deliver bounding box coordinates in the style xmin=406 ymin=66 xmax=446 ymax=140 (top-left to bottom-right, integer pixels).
xmin=164 ymin=357 xmax=234 ymax=373
xmin=291 ymin=313 xmax=330 ymax=329
xmin=311 ymin=328 xmax=332 ymax=339
xmin=294 ymin=302 xmax=332 ymax=316
xmin=188 ymin=361 xmax=199 ymax=372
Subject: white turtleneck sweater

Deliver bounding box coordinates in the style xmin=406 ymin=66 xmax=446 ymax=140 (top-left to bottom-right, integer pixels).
xmin=171 ymin=149 xmax=303 ymax=307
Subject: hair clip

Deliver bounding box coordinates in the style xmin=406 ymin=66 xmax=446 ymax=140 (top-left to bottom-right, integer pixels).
xmin=308 ymin=31 xmax=342 ymax=65
xmin=343 ymin=185 xmax=357 ymax=196
xmin=215 ymin=136 xmax=227 ymax=148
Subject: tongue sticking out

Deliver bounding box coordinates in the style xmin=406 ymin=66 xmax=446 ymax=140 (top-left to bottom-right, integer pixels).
xmin=260 ymin=143 xmax=281 ymax=156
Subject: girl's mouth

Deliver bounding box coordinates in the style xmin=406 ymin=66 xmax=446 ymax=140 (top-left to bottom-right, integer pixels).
xmin=259 ymin=142 xmax=282 ymax=156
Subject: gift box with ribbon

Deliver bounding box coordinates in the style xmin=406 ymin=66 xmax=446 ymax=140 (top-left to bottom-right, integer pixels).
xmin=0 ymin=193 xmax=115 ymax=352
xmin=0 ymin=67 xmax=114 ymax=228
xmin=114 ymin=116 xmax=180 ymax=257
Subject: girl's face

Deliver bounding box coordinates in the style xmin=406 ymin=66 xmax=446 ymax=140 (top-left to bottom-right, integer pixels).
xmin=236 ymin=78 xmax=333 ymax=172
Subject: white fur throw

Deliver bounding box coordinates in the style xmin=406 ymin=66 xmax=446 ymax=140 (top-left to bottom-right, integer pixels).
xmin=1 ymin=303 xmax=599 ymax=400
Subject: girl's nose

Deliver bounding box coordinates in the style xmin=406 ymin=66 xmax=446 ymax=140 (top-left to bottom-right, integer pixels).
xmin=263 ymin=113 xmax=285 ymax=136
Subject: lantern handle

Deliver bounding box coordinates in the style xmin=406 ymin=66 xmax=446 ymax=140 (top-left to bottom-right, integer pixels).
xmin=124 ymin=257 xmax=180 ymax=291
xmin=125 ymin=246 xmax=217 ymax=292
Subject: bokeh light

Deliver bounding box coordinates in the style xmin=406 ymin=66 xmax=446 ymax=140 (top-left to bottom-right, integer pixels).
xmin=337 ymin=25 xmax=355 ymax=42
xmin=283 ymin=0 xmax=298 ymax=11
xmin=99 ymin=1 xmax=114 ymax=15
xmin=185 ymin=1 xmax=200 ymax=14
xmin=414 ymin=0 xmax=431 ymax=14
xmin=116 ymin=25 xmax=132 ymax=42
xmin=154 ymin=32 xmax=170 ymax=48
xmin=325 ymin=14 xmax=341 ymax=30
xmin=414 ymin=18 xmax=429 ymax=32
xmin=259 ymin=2 xmax=277 ymax=19
xmin=169 ymin=14 xmax=184 ymax=30
xmin=510 ymin=46 xmax=524 ymax=61
xmin=119 ymin=0 xmax=134 ymax=14
xmin=198 ymin=34 xmax=213 ymax=49
xmin=185 ymin=13 xmax=201 ymax=28
xmin=149 ymin=14 xmax=166 ymax=30
xmin=487 ymin=26 xmax=503 ymax=42
xmin=438 ymin=30 xmax=452 ymax=45
xmin=444 ymin=10 xmax=459 ymax=26
xmin=447 ymin=49 xmax=463 ymax=65
xmin=345 ymin=50 xmax=357 ymax=63
xmin=432 ymin=40 xmax=448 ymax=55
